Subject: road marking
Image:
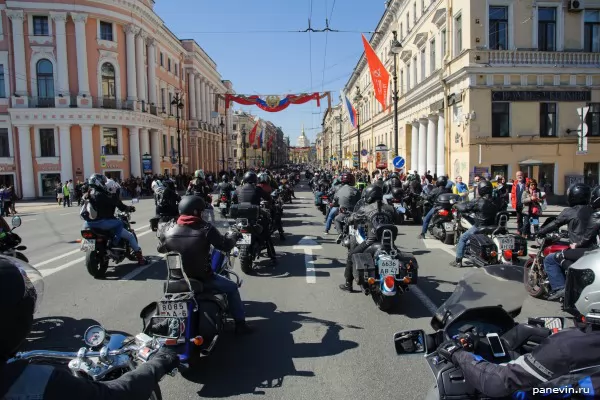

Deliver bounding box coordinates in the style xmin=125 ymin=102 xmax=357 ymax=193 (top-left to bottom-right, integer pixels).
xmin=410 ymin=285 xmax=439 ymax=315
xmin=122 ymin=255 xmax=166 ymax=280
xmin=23 ymin=219 xmax=37 ymax=222
xmin=60 ymin=212 xmax=78 ymax=216
xmin=293 ymin=236 xmax=322 ymax=284
xmin=421 ymin=238 xmax=456 ymax=257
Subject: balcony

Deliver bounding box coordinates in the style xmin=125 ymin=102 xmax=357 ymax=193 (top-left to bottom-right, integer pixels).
xmin=29 ymin=96 xmax=55 ymax=108
xmin=475 ymin=49 xmax=600 ymax=67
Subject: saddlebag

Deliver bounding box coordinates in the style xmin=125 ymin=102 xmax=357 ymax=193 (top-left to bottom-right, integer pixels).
xmin=352 ymin=253 xmax=376 ymax=285
xmin=229 ymin=204 xmax=260 ymax=221
xmin=467 ymin=233 xmax=496 ymax=259
xmin=150 ymin=217 xmax=159 ymax=231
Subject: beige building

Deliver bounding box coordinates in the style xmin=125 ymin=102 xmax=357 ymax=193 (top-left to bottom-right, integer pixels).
xmin=342 ymin=0 xmax=600 ymax=194
xmin=232 ymin=111 xmax=279 ymax=168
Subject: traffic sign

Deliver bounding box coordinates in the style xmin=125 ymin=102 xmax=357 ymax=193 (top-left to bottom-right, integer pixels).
xmin=393 ymin=156 xmax=405 ymax=169
xmin=360 ymin=149 xmax=368 ymax=157
xmin=577 ymin=106 xmax=590 ymax=137
xmin=100 ymin=155 xmax=107 ymax=168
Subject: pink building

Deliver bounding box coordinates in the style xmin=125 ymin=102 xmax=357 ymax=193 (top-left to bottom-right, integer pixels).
xmin=2 ymin=0 xmax=233 ymax=198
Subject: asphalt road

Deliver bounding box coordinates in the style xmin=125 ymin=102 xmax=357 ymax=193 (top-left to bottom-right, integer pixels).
xmin=18 ymin=183 xmax=566 ymax=400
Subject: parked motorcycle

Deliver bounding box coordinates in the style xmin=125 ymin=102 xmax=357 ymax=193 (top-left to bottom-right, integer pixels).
xmin=523 ymin=216 xmax=570 ymax=298
xmin=80 ymin=199 xmax=140 ymax=278
xmin=392 ymin=264 xmax=565 ymax=399
xmin=428 ymin=193 xmax=460 ymax=244
xmin=0 ymin=216 xmax=28 ymax=262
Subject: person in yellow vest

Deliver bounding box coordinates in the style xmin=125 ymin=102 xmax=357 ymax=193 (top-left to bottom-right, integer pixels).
xmin=62 ymin=181 xmax=71 ymax=207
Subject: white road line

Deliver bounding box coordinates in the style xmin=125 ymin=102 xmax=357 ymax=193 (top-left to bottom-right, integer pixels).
xmin=23 ymin=219 xmax=37 ymax=222
xmin=122 ymin=255 xmax=166 ymax=280
xmin=305 ymin=249 xmax=316 ymax=283
xmin=60 ymin=212 xmax=77 ymax=216
xmin=421 ymin=238 xmax=456 ymax=257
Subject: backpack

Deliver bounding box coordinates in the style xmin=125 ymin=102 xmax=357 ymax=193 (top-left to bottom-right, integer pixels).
xmin=156 ymin=188 xmax=170 ymax=208
xmin=80 ymin=198 xmax=98 ymax=222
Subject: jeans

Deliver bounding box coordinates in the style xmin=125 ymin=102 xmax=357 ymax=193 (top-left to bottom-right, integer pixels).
xmin=63 ymin=195 xmax=70 ymax=207
xmin=544 ymin=252 xmax=566 ymax=290
xmin=207 ymin=274 xmax=245 ymax=321
xmin=84 ymin=219 xmax=141 ymax=252
xmin=334 ymin=212 xmax=347 ymax=233
xmin=345 ymin=241 xmax=370 ymax=282
xmin=314 ymin=191 xmax=323 ymax=205
xmin=325 ymin=207 xmax=339 ymax=231
xmin=456 ymin=226 xmax=478 ymax=259
xmin=515 ymin=205 xmax=525 ymax=235
xmin=421 ymin=207 xmax=436 ymax=235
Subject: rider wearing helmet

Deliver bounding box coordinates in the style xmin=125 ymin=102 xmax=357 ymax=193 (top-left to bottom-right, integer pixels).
xmin=83 ymin=174 xmax=146 ymax=265
xmin=258 ymin=173 xmax=286 ymax=240
xmin=536 ymin=183 xmax=594 ymax=300
xmin=155 ymin=179 xmax=180 ymax=218
xmin=186 ymin=170 xmax=211 ymax=203
xmin=217 ymin=174 xmax=235 ymax=202
xmin=0 ymin=257 xmax=180 ymax=398
xmin=450 ymin=180 xmax=500 ymax=268
xmin=327 ymin=173 xmax=360 ymax=235
xmin=418 ymin=176 xmax=452 ymax=239
xmin=158 ymin=196 xmax=253 ymax=334
xmin=436 ymin=250 xmax=600 ymax=399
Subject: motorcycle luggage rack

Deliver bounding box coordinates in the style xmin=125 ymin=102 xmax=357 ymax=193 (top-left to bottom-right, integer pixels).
xmin=493 ymin=213 xmax=510 ymax=236
xmin=380 ymin=229 xmax=397 ymax=255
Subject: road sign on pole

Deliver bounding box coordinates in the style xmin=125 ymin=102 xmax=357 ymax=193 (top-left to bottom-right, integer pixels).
xmin=392 ymin=156 xmax=405 ymax=169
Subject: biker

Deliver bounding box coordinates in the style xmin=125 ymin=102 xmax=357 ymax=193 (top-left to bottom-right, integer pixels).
xmin=449 ymin=180 xmax=499 ymax=268
xmin=217 ymin=174 xmax=235 ymax=202
xmin=436 ymin=249 xmax=600 ymax=399
xmin=155 ymin=179 xmax=180 ymax=218
xmin=418 ymin=176 xmax=451 ymax=239
xmin=383 ymin=173 xmax=401 ymax=195
xmin=83 ymin=175 xmax=146 ymax=265
xmin=186 ymin=170 xmax=211 ymax=203
xmin=325 ymin=173 xmax=359 ymax=235
xmin=258 ymin=172 xmax=285 ymax=241
xmin=0 ymin=257 xmax=180 ymax=399
xmin=536 ymin=183 xmax=593 ymax=301
xmin=236 ymin=171 xmax=277 ymax=263
xmin=339 ymin=185 xmax=401 ymax=292
xmin=314 ymin=175 xmax=331 ymax=206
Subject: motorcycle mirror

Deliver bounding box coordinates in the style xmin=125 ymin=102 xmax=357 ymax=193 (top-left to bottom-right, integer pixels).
xmin=11 ymin=216 xmax=22 ymax=228
xmin=527 ymin=317 xmax=565 ymax=330
xmin=132 ymin=198 xmax=140 ymax=204
xmin=393 ymin=329 xmax=427 ymax=355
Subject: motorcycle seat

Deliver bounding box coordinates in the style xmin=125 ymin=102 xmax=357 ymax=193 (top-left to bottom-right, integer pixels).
xmin=164 ymin=278 xmax=204 ymax=293
xmin=477 ymin=225 xmax=498 ymax=235
xmin=375 ymin=224 xmax=398 ymax=238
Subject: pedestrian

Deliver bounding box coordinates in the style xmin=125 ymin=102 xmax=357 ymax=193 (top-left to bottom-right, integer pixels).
xmin=452 ymin=175 xmax=469 ymax=201
xmin=511 ymin=171 xmax=527 ymax=236
xmin=522 ymin=179 xmax=545 ymax=239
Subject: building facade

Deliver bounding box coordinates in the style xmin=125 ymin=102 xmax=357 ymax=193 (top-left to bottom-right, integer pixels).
xmin=342 ymin=0 xmax=600 ymax=194
xmin=232 ymin=111 xmax=284 ymax=168
xmin=3 ymin=0 xmax=230 ymax=198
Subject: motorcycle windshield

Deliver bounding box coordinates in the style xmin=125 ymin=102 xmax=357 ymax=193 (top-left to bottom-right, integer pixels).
xmin=353 ymin=199 xmax=366 ymax=214
xmin=431 ymin=264 xmax=526 ymax=330
xmin=210 ymin=205 xmax=232 ymax=235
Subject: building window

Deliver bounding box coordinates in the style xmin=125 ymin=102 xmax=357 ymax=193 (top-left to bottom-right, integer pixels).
xmin=175 ymin=63 xmax=178 ymax=77
xmin=233 ymin=123 xmax=237 ymax=131
xmin=441 ymin=29 xmax=447 ymax=57
xmin=39 ymin=129 xmax=55 ymax=157
xmin=102 ymin=128 xmax=119 ymax=155
xmin=489 ymin=6 xmax=508 ymax=50
xmin=0 ymin=65 xmax=5 ymax=98
xmin=101 ymin=63 xmax=116 ymax=108
xmin=400 ymin=69 xmax=404 ymax=94
xmin=0 ymin=129 xmax=9 ymax=157
xmin=538 ymin=7 xmax=556 ymax=51
xmin=33 ymin=16 xmax=49 ymax=36
xmin=400 ymin=22 xmax=403 ymax=38
xmin=420 ymin=47 xmax=426 ymax=79
xmin=491 ymin=164 xmax=509 ymax=180
xmin=491 ymin=102 xmax=510 ymax=137
xmin=586 ymin=103 xmax=600 ymax=136
xmin=454 ymin=14 xmax=463 ymax=55
xmin=421 ymin=0 xmax=425 ymax=11
xmin=539 ymin=103 xmax=557 ymax=137
xmin=36 ymin=59 xmax=54 ymax=107
xmin=99 ymin=21 xmax=113 ymax=41
xmin=430 ymin=38 xmax=436 ymax=72
xmin=584 ymin=162 xmax=599 ymax=186
xmin=167 ymin=59 xmax=171 ymax=72
xmin=406 ymin=13 xmax=410 ymax=31
xmin=413 ymin=57 xmax=417 ymax=87
xmin=160 ymin=52 xmax=164 ymax=67
xmin=162 ymin=134 xmax=167 ymax=156
xmin=160 ymin=88 xmax=166 ymax=111
xmin=584 ymin=10 xmax=600 ymax=52
xmin=413 ymin=2 xmax=417 ymax=22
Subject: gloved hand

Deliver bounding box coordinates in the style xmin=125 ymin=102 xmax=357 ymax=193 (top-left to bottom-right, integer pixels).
xmin=437 ymin=340 xmax=462 ymax=362
xmin=129 ymin=206 xmax=136 ymax=213
xmin=150 ymin=347 xmax=180 ymax=375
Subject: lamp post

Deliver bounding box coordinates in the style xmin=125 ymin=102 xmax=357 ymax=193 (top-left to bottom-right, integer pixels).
xmin=354 ymin=86 xmax=363 ymax=168
xmin=170 ymin=92 xmax=184 ymax=175
xmin=390 ymin=31 xmax=403 ymax=157
xmin=241 ymin=124 xmax=247 ymax=170
xmin=335 ymin=114 xmax=342 ymax=168
xmin=219 ymin=117 xmax=225 ymax=173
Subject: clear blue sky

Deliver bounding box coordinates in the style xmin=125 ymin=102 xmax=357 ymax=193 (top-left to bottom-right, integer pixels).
xmin=154 ymin=0 xmax=385 ymax=144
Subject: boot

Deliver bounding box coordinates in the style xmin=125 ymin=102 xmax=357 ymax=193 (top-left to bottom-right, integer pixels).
xmin=135 ymin=251 xmax=148 ymax=266
xmin=547 ymin=288 xmax=565 ymax=301
xmin=339 ymin=281 xmax=353 ymax=292
xmin=279 ymin=231 xmax=286 ymax=241
xmin=235 ymin=321 xmax=255 ymax=335
xmin=417 ymin=233 xmax=425 ymax=239
xmin=449 ymin=259 xmax=462 ymax=268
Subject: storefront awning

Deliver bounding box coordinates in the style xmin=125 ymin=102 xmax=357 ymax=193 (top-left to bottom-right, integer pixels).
xmin=519 ymin=159 xmax=544 ymax=166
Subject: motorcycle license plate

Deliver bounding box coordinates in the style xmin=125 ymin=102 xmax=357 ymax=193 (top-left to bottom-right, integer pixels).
xmin=444 ymin=222 xmax=455 ymax=231
xmin=379 ymin=259 xmax=400 ymax=276
xmin=80 ymin=239 xmax=95 ymax=251
xmin=322 ymin=199 xmax=329 ymax=204
xmin=219 ymin=203 xmax=228 ymax=209
xmin=237 ymin=233 xmax=251 ymax=245
xmin=499 ymin=236 xmax=515 ymax=250
xmin=158 ymin=301 xmax=188 ymax=318
xmin=395 ymin=206 xmax=406 ymax=213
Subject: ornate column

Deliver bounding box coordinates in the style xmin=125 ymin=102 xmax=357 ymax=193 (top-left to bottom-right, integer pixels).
xmin=129 ymin=127 xmax=141 ymax=177
xmin=427 ymin=115 xmax=438 ymax=175
xmin=125 ymin=24 xmax=139 ymax=101
xmin=71 ymin=13 xmax=90 ymax=97
xmin=150 ymin=129 xmax=161 ymax=174
xmin=7 ymin=11 xmax=27 ymax=97
xmin=147 ymin=38 xmax=157 ymax=106
xmin=51 ymin=13 xmax=69 ymax=98
xmin=203 ymin=81 xmax=209 ymax=123
xmin=16 ymin=126 xmax=35 ymax=198
xmin=188 ymin=72 xmax=197 ymax=120
xmin=139 ymin=128 xmax=150 ymax=157
xmin=135 ymin=31 xmax=147 ymax=104
xmin=81 ymin=125 xmax=95 ymax=178
xmin=58 ymin=125 xmax=73 ymax=181
xmin=418 ymin=118 xmax=428 ymax=175
xmin=195 ymin=76 xmax=203 ymax=122
xmin=410 ymin=121 xmax=419 ymax=172
xmin=436 ymin=110 xmax=446 ymax=176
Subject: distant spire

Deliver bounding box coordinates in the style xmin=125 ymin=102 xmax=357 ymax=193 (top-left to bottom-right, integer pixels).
xmin=301 ymin=123 xmax=305 ymax=135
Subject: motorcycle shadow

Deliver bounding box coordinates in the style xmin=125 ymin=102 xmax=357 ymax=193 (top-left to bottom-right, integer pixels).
xmin=412 ymin=275 xmax=461 ymax=307
xmin=182 ymin=301 xmax=361 ymax=397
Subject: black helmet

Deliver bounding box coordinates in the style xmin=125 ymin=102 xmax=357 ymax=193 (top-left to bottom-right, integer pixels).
xmin=391 ymin=187 xmax=403 ymax=199
xmin=591 ymin=186 xmax=600 ymax=209
xmin=477 ymin=180 xmax=493 ymax=197
xmin=436 ymin=176 xmax=448 ymax=187
xmin=389 ymin=172 xmax=399 ymax=180
xmin=340 ymin=173 xmax=356 ymax=186
xmin=364 ymin=185 xmax=384 ymax=204
xmin=221 ymin=174 xmax=229 ymax=183
xmin=178 ymin=195 xmax=206 ymax=216
xmin=0 ymin=258 xmax=43 ymax=361
xmin=243 ymin=171 xmax=258 ymax=184
xmin=257 ymin=173 xmax=269 ymax=184
xmin=567 ymin=183 xmax=592 ymax=207
xmin=389 ymin=177 xmax=401 ymax=188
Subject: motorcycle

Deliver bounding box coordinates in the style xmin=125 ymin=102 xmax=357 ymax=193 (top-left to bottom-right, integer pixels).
xmin=319 ymin=194 xmax=330 ymax=216
xmin=523 ymin=216 xmax=570 ymax=298
xmin=279 ymin=184 xmax=293 ymax=204
xmin=80 ymin=199 xmax=140 ymax=278
xmin=349 ymin=200 xmax=419 ymax=311
xmin=0 ymin=215 xmax=28 ymax=262
xmin=216 ymin=191 xmax=232 ymax=216
xmin=392 ymin=264 xmax=566 ymax=399
xmin=402 ymin=192 xmax=423 ymax=224
xmin=386 ymin=193 xmax=406 ymax=225
xmin=229 ymin=203 xmax=270 ymax=274
xmin=428 ymin=194 xmax=460 ymax=245
xmin=9 ymin=323 xmax=177 ymax=399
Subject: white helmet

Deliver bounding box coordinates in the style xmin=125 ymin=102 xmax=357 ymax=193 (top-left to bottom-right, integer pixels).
xmin=105 ymin=179 xmax=120 ymax=195
xmin=565 ymin=248 xmax=600 ymax=322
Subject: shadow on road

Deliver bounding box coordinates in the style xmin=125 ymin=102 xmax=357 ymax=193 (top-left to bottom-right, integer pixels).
xmin=416 ymin=275 xmax=458 ymax=306
xmin=102 ymin=256 xmax=167 ymax=281
xmin=183 ymin=301 xmax=360 ymax=397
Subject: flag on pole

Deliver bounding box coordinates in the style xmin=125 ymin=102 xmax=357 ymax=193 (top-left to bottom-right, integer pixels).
xmin=341 ymin=89 xmax=357 ymax=128
xmin=249 ymin=119 xmax=259 ymax=144
xmin=361 ymin=34 xmax=390 ymax=109
xmin=259 ymin=121 xmax=264 ymax=147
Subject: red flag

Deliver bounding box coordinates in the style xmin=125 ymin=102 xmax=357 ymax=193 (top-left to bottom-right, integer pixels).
xmin=361 ymin=34 xmax=390 ymax=109
xmin=248 ymin=120 xmax=259 ymax=144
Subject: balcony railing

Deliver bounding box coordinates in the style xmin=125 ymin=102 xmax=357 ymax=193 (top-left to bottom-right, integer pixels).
xmin=29 ymin=96 xmax=55 ymax=108
xmin=480 ymin=49 xmax=600 ymax=66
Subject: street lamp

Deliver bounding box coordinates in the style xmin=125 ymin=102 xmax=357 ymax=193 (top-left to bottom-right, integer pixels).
xmin=170 ymin=92 xmax=184 ymax=175
xmin=353 ymin=86 xmax=363 ymax=168
xmin=219 ymin=117 xmax=225 ymax=173
xmin=335 ymin=114 xmax=342 ymax=168
xmin=390 ymin=31 xmax=402 ymax=157
xmin=241 ymin=124 xmax=247 ymax=170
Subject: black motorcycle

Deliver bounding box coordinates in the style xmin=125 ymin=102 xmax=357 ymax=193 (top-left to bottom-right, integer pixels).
xmin=427 ymin=194 xmax=460 ymax=244
xmin=403 ymin=192 xmax=423 ymax=224
xmin=216 ymin=191 xmax=232 ymax=216
xmin=0 ymin=216 xmax=28 ymax=262
xmin=229 ymin=203 xmax=269 ymax=274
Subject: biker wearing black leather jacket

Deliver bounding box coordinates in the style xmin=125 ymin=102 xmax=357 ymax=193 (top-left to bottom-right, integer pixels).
xmin=156 ymin=183 xmax=180 ymax=217
xmin=333 ymin=182 xmax=361 ymax=234
xmin=157 ymin=195 xmax=253 ymax=334
xmin=419 ymin=177 xmax=451 ymax=239
xmin=217 ymin=175 xmax=235 ymax=199
xmin=186 ymin=178 xmax=211 ymax=203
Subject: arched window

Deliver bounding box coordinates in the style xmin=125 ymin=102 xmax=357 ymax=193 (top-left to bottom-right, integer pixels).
xmin=101 ymin=62 xmax=116 ymax=108
xmin=36 ymin=59 xmax=54 ymax=107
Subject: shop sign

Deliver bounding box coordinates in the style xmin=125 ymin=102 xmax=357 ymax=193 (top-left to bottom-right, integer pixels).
xmin=37 ymin=163 xmax=60 ymax=172
xmin=375 ymin=144 xmax=388 ymax=169
xmin=491 ymin=91 xmax=591 ymax=102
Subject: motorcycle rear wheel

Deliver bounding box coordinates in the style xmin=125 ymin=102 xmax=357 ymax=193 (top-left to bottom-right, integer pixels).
xmin=239 ymin=247 xmax=253 ymax=274
xmin=523 ymin=258 xmax=546 ymax=298
xmin=374 ymin=292 xmax=394 ymax=312
xmin=86 ymin=251 xmax=108 ymax=278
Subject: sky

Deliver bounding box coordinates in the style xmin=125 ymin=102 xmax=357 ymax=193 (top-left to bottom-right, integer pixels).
xmin=154 ymin=0 xmax=385 ymax=145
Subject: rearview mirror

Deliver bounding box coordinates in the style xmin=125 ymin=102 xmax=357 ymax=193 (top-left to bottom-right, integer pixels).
xmin=528 ymin=317 xmax=565 ymax=330
xmin=393 ymin=329 xmax=426 ymax=355
xmin=144 ymin=316 xmax=182 ymax=339
xmin=11 ymin=216 xmax=21 ymax=228
xmin=131 ymin=198 xmax=139 ymax=204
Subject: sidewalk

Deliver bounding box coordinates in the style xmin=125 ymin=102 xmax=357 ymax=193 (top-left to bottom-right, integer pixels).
xmin=15 ymin=200 xmax=65 ymax=213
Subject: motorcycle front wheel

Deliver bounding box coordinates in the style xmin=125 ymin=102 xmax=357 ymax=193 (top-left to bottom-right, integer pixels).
xmin=523 ymin=258 xmax=546 ymax=298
